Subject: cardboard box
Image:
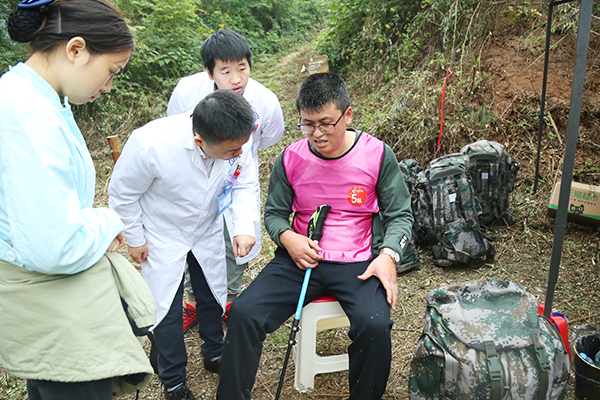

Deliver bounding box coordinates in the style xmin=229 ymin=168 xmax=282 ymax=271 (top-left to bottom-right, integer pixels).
xmin=548 ymin=181 xmax=600 ymax=226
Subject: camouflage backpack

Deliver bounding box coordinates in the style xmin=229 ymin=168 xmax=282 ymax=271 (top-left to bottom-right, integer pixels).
xmin=460 ymin=140 xmax=520 ymax=227
xmin=417 ymin=153 xmax=494 ymax=268
xmin=409 ymin=278 xmax=570 ymax=400
xmin=396 ymin=159 xmax=423 ymax=273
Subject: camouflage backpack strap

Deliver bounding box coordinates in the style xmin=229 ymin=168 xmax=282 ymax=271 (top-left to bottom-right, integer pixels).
xmin=455 ymin=179 xmax=466 ymax=226
xmin=507 ymin=155 xmax=520 ymax=190
xmin=493 ymin=143 xmax=512 ymax=222
xmin=490 ymin=159 xmax=502 ymax=220
xmin=434 ymin=184 xmax=445 ymax=241
xmin=426 ymin=304 xmax=461 ymax=397
xmin=531 ymin=333 xmax=551 ymax=400
xmin=484 ymin=341 xmax=502 ymax=400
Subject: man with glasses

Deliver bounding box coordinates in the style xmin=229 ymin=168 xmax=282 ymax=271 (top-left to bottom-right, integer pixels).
xmin=217 ymin=73 xmax=413 ymax=400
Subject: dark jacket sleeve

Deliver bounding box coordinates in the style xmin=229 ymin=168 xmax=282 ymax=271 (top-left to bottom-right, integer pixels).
xmin=374 ymin=144 xmax=414 ymax=258
xmin=263 ymin=150 xmax=295 ymax=248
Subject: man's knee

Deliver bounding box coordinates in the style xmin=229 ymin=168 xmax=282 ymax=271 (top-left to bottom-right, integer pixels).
xmin=351 ymin=313 xmax=392 ymax=339
xmin=227 ymin=297 xmax=255 ymax=326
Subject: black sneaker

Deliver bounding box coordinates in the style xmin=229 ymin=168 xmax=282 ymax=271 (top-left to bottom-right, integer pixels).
xmin=203 ymin=356 xmax=221 ymax=374
xmin=164 ymin=382 xmax=197 ymax=400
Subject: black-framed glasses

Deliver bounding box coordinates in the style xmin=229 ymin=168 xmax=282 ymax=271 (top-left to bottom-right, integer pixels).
xmin=297 ymin=108 xmax=347 ymax=135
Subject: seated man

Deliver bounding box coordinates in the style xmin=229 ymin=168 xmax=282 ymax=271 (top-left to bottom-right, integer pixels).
xmin=217 ymin=73 xmax=413 ymax=400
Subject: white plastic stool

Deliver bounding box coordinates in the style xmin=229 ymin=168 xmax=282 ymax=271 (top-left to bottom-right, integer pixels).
xmin=293 ymin=294 xmax=350 ymax=392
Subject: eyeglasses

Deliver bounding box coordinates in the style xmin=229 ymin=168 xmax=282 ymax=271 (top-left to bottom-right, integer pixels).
xmin=297 ymin=108 xmax=347 ymax=135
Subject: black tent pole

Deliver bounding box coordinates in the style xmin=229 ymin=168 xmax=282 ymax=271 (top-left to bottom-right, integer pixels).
xmin=533 ymin=0 xmax=577 ymax=193
xmin=544 ymin=0 xmax=593 ymax=318
xmin=533 ymin=0 xmax=555 ymax=194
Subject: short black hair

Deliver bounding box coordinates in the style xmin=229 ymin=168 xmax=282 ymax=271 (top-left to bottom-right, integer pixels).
xmin=192 ymin=90 xmax=254 ymax=145
xmin=200 ymin=30 xmax=252 ymax=75
xmin=296 ymin=73 xmax=351 ymax=115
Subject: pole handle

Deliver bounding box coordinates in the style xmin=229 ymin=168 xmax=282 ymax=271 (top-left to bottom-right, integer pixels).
xmin=308 ymin=204 xmax=331 ymax=242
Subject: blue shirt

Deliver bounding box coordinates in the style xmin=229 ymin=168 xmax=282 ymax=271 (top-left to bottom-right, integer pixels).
xmin=0 ymin=63 xmax=123 ymax=273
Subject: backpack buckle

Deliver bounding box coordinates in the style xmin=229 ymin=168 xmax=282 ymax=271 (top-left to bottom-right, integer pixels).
xmin=487 ymin=356 xmax=502 ymax=381
xmin=484 ymin=341 xmax=502 ymax=381
xmin=531 ymin=333 xmax=551 ymax=372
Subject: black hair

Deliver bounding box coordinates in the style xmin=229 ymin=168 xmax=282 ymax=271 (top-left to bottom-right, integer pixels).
xmin=7 ymin=0 xmax=135 ymax=54
xmin=200 ymin=29 xmax=252 ymax=75
xmin=296 ymin=73 xmax=351 ymax=114
xmin=192 ymin=90 xmax=254 ymax=145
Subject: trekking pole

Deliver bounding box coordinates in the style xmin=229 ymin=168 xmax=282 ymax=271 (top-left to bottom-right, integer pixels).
xmin=274 ymin=204 xmax=331 ymax=400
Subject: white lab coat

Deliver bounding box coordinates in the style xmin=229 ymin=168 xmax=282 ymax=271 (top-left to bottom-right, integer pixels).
xmin=108 ymin=112 xmax=259 ymax=325
xmin=167 ymin=72 xmax=284 ymax=263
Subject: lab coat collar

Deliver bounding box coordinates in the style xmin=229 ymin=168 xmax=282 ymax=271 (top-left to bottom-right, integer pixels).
xmin=184 ymin=117 xmax=209 ymax=174
xmin=241 ymin=78 xmax=257 ymax=103
xmin=183 ymin=115 xmax=196 ymax=149
xmin=12 ymin=62 xmax=65 ymax=111
xmin=186 ymin=125 xmax=224 ymax=186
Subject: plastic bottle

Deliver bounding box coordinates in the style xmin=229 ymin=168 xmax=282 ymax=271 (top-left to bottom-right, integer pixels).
xmin=595 ymin=350 xmax=600 ymax=367
xmin=580 ymin=352 xmax=594 ymax=365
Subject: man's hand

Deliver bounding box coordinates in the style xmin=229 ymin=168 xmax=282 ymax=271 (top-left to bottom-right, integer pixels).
xmin=232 ymin=235 xmax=256 ymax=258
xmin=358 ymin=253 xmax=398 ymax=309
xmin=279 ymin=229 xmax=323 ymax=270
xmin=108 ymin=232 xmax=127 ymax=252
xmin=128 ymin=243 xmax=148 ymax=264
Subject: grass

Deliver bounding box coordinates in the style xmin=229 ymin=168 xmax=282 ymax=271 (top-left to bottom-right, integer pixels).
xmin=0 ymin=371 xmax=26 ymax=400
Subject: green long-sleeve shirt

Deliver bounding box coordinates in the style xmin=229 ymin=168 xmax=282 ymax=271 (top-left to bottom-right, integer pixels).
xmin=264 ymin=129 xmax=413 ymax=260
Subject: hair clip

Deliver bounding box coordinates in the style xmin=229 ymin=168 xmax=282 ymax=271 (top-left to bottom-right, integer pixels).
xmin=17 ymin=0 xmax=56 ymax=9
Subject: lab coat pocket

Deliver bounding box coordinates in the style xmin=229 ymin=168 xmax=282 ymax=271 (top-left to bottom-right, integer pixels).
xmin=141 ymin=216 xmax=182 ymax=237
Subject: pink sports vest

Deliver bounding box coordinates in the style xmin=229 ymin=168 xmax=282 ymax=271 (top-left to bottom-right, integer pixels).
xmin=283 ymin=132 xmax=384 ymax=262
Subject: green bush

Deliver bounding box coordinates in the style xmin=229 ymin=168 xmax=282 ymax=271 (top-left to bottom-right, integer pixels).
xmin=316 ymin=0 xmax=421 ymax=76
xmin=317 ymin=0 xmax=496 ymax=77
xmin=198 ymin=0 xmax=323 ymax=55
xmin=0 ymin=0 xmax=28 ymax=73
xmin=114 ymin=0 xmax=205 ymax=95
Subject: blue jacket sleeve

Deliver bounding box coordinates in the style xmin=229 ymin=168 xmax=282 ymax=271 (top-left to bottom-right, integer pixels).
xmin=0 ymin=104 xmax=123 ymax=274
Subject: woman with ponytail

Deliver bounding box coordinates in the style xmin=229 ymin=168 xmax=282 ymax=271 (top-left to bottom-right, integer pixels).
xmin=0 ymin=1 xmax=155 ymax=399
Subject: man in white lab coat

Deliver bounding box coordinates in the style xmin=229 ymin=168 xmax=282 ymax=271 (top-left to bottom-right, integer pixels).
xmin=108 ymin=90 xmax=259 ymax=400
xmin=167 ymin=30 xmax=284 ymax=337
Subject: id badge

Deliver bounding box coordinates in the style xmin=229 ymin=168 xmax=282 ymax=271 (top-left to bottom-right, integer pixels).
xmin=218 ymin=161 xmax=243 ymax=216
xmin=218 ymin=184 xmax=233 ymax=216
